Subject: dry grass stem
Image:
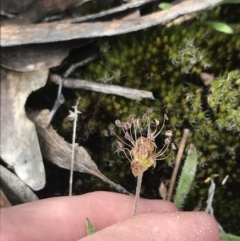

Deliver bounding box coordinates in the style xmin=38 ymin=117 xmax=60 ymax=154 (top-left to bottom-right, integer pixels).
xmin=167 ymin=128 xmax=191 ymax=201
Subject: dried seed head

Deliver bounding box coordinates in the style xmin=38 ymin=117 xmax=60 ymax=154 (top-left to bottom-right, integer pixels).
xmin=154 ymin=118 xmax=160 ymax=126
xmin=165 ymin=130 xmax=173 ymax=137
xmin=171 ymin=143 xmax=177 ymax=150
xmin=115 ymin=119 xmax=122 ymax=127
xmin=164 ymin=114 xmax=169 ymax=120
xmin=123 ymin=122 xmax=131 ymax=130
xmin=116 ymin=141 xmax=124 ymax=151
xmin=165 ymin=137 xmax=171 ymax=145
xmin=143 ymin=108 xmax=153 ymax=119
xmin=147 ymin=132 xmax=155 ymax=141
xmin=113 ymin=109 xmax=176 ymax=177
xmin=129 ymin=114 xmax=136 ymax=121
xmin=124 ymin=131 xmax=132 ymax=141
xmin=135 ymin=118 xmax=141 ymax=128
xmin=110 ymin=129 xmax=116 ymax=136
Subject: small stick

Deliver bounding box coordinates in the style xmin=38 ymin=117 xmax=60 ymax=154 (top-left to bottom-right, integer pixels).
xmin=62 ymin=54 xmax=98 ymax=79
xmin=133 ymin=172 xmax=143 ymax=216
xmin=167 ymin=128 xmax=191 ymax=201
xmin=50 ymin=74 xmax=154 ymax=101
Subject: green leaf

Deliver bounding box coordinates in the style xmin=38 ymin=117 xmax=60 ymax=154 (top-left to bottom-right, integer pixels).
xmin=220 ymin=0 xmax=240 ymax=4
xmin=174 ymin=144 xmax=198 ymax=209
xmin=220 ymin=233 xmax=240 ymax=241
xmin=86 ymin=218 xmax=96 ymax=235
xmin=199 ymin=12 xmax=208 ymax=22
xmin=207 ymin=21 xmax=233 ymax=34
xmin=158 ymin=3 xmax=172 ymax=10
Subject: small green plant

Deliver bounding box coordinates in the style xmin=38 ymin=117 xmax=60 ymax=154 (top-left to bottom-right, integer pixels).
xmin=174 ymin=143 xmax=198 ymax=209
xmin=86 ymin=218 xmax=96 ymax=235
xmin=112 ymin=108 xmax=176 ymax=215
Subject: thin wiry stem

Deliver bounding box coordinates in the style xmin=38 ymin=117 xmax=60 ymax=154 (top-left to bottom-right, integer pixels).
xmin=114 ymin=133 xmax=133 ymax=149
xmin=122 ymin=148 xmax=133 ymax=162
xmin=153 ymin=118 xmax=166 ymax=139
xmin=155 ymin=149 xmax=173 ymax=161
xmin=154 ymin=143 xmax=169 ymax=157
xmin=69 ymin=98 xmax=80 ymax=196
xmin=132 ymin=172 xmax=143 ymax=216
xmin=133 ymin=122 xmax=137 ymax=142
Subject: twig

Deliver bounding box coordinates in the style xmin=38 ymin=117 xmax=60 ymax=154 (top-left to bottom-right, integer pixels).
xmin=46 ymin=54 xmax=98 ymax=127
xmin=46 ymin=94 xmax=65 ymax=127
xmin=62 ymin=54 xmax=98 ymax=79
xmin=49 ymin=74 xmax=154 ymax=101
xmin=167 ymin=128 xmax=191 ymax=201
xmin=68 ymin=98 xmax=81 ymax=196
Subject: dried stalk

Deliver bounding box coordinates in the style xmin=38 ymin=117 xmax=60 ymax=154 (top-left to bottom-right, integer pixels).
xmin=68 ymin=98 xmax=81 ymax=196
xmin=167 ymin=128 xmax=191 ymax=201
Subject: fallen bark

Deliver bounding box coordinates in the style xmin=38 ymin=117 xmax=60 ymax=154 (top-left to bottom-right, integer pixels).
xmin=0 ymin=0 xmax=222 ymax=46
xmin=0 ymin=67 xmax=48 ymax=191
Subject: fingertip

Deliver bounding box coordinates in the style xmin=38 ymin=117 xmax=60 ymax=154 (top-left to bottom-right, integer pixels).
xmin=81 ymin=211 xmax=220 ymax=241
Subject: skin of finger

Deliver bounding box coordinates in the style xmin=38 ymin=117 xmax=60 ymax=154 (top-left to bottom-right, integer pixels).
xmin=1 ymin=191 xmax=177 ymax=241
xmin=80 ymin=211 xmax=220 ymax=241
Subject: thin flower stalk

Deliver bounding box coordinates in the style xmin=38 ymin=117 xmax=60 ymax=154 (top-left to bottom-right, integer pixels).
xmin=68 ymin=98 xmax=81 ymax=196
xmin=132 ymin=172 xmax=143 ymax=216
